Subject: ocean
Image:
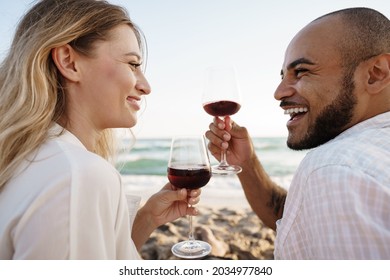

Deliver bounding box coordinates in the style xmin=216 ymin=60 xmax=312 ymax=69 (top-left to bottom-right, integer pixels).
xmin=117 ymin=137 xmax=308 ymax=205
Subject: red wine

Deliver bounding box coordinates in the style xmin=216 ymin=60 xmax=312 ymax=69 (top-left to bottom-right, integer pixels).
xmin=203 ymin=100 xmax=241 ymax=117
xmin=167 ymin=166 xmax=211 ymax=189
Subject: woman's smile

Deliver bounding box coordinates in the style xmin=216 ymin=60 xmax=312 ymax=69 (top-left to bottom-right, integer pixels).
xmin=126 ymin=96 xmax=141 ymax=111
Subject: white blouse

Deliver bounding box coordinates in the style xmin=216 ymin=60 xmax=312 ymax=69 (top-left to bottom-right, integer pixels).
xmin=0 ymin=124 xmax=141 ymax=259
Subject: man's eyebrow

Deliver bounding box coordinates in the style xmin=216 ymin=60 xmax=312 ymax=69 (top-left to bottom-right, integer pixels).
xmin=280 ymin=57 xmax=315 ymax=77
xmin=287 ymin=57 xmax=315 ymax=70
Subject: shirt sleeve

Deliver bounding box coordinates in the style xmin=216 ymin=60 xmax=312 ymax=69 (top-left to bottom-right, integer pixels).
xmin=12 ymin=176 xmax=71 ymax=259
xmin=303 ymin=164 xmax=390 ymax=259
xmin=10 ymin=145 xmax=140 ymax=259
xmin=69 ymin=158 xmax=139 ymax=259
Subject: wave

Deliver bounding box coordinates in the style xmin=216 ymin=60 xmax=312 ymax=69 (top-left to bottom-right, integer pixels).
xmin=116 ymin=137 xmax=307 ymax=179
xmin=117 ymin=158 xmax=168 ymax=176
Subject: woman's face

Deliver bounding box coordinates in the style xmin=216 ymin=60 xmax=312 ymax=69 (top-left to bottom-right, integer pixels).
xmin=69 ymin=24 xmax=151 ymax=131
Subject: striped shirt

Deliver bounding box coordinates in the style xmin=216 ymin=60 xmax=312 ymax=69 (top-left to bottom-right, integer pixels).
xmin=274 ymin=111 xmax=390 ymax=259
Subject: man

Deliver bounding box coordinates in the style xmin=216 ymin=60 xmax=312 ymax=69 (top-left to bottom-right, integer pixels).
xmin=206 ymin=7 xmax=390 ymax=259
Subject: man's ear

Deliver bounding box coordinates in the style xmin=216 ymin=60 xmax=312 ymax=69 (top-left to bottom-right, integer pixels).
xmin=51 ymin=44 xmax=80 ymax=82
xmin=366 ymin=53 xmax=390 ymax=94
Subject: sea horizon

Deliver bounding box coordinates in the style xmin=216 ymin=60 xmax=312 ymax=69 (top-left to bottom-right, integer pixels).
xmin=118 ymin=137 xmax=307 ymax=206
xmin=117 ymin=136 xmax=307 ymax=178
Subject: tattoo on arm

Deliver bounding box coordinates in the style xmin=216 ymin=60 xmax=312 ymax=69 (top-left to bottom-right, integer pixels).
xmin=267 ymin=187 xmax=286 ymax=217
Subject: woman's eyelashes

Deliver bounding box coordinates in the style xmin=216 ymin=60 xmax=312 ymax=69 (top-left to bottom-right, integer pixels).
xmin=129 ymin=62 xmax=142 ymax=71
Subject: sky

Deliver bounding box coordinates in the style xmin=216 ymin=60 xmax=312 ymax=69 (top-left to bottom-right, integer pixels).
xmin=1 ymin=0 xmax=390 ymax=138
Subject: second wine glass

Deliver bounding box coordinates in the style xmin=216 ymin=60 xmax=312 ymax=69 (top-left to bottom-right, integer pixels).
xmin=202 ymin=65 xmax=242 ymax=175
xmin=167 ymin=135 xmax=212 ymax=259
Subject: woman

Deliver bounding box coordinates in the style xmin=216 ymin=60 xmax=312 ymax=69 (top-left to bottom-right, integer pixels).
xmin=0 ymin=0 xmax=200 ymax=259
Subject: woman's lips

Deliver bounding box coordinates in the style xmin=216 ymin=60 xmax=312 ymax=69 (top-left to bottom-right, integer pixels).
xmin=126 ymin=96 xmax=141 ymax=110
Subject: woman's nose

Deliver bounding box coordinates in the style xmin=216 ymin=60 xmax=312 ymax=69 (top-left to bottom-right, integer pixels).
xmin=136 ymin=72 xmax=151 ymax=95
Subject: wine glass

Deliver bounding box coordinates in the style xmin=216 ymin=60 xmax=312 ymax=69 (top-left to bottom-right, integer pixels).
xmin=202 ymin=65 xmax=242 ymax=175
xmin=167 ymin=135 xmax=212 ymax=259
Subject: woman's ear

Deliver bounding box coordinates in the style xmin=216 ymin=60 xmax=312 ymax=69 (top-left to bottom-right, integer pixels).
xmin=366 ymin=53 xmax=390 ymax=94
xmin=51 ymin=44 xmax=80 ymax=82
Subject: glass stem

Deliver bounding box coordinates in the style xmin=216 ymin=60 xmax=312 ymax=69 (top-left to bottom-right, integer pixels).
xmin=219 ymin=150 xmax=229 ymax=167
xmin=188 ymin=204 xmax=194 ymax=241
xmin=219 ymin=115 xmax=229 ymax=167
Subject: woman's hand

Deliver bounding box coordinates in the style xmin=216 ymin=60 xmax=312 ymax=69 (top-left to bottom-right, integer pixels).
xmin=131 ymin=182 xmax=201 ymax=250
xmin=144 ymin=182 xmax=201 ymax=227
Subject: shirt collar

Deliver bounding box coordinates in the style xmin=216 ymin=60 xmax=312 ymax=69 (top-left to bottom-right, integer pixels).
xmin=336 ymin=111 xmax=390 ymax=140
xmin=49 ymin=122 xmax=87 ymax=151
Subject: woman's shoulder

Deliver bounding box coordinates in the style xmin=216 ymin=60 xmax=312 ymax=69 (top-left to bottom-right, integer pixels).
xmin=42 ymin=135 xmax=121 ymax=186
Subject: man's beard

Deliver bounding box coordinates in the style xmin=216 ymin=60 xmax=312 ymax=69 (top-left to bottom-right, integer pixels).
xmin=288 ymin=70 xmax=357 ymax=150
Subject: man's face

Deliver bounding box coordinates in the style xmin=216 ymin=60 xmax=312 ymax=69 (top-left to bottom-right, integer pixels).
xmin=274 ymin=17 xmax=358 ymax=150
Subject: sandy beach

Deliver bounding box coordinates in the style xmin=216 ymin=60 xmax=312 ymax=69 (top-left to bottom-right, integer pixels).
xmin=124 ymin=175 xmax=276 ymax=260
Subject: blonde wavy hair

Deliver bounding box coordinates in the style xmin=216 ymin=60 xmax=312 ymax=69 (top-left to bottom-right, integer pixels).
xmin=0 ymin=0 xmax=144 ymax=190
